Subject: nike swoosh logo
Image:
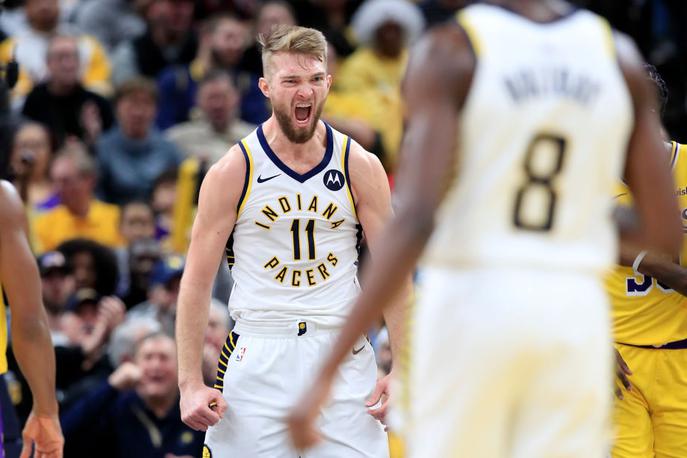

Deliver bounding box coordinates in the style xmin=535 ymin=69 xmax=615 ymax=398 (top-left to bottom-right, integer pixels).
xmin=257 ymin=173 xmax=281 ymax=183
xmin=352 ymin=345 xmax=365 ymax=355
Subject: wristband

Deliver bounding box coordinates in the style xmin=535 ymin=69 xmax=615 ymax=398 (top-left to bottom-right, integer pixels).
xmin=632 ymin=250 xmax=648 ymax=273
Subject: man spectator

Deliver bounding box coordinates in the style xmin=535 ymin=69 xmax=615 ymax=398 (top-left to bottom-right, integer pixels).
xmin=22 ymin=35 xmax=114 ymax=149
xmin=127 ymin=255 xmax=184 ymax=336
xmin=119 ymin=237 xmax=162 ymax=309
xmin=115 ymin=201 xmax=157 ymax=301
xmin=75 ymin=0 xmax=146 ymax=52
xmin=62 ymin=332 xmax=204 ymax=458
xmin=337 ymin=0 xmax=425 ymax=168
xmin=38 ymin=251 xmax=76 ymax=345
xmin=0 ymin=0 xmax=112 ymax=107
xmin=111 ymin=0 xmax=197 ymax=85
xmin=34 ymin=142 xmax=123 ymax=253
xmin=156 ymin=13 xmax=267 ymax=128
xmin=166 ymin=71 xmax=254 ymax=163
xmin=97 ymin=78 xmax=182 ymax=205
xmin=57 ymin=238 xmax=120 ymax=297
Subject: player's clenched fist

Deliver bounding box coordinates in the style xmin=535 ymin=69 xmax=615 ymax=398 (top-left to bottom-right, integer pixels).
xmin=180 ymin=383 xmax=227 ymax=431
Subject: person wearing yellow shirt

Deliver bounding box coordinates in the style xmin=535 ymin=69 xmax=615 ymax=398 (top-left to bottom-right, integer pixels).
xmin=608 ymin=141 xmax=687 ymax=458
xmin=33 ymin=143 xmax=122 ymax=253
xmin=336 ymin=0 xmax=425 ymax=170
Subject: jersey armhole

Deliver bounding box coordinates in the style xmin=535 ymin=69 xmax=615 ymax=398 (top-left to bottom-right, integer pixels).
xmin=455 ymin=11 xmax=482 ymax=58
xmin=236 ymin=140 xmax=254 ymax=216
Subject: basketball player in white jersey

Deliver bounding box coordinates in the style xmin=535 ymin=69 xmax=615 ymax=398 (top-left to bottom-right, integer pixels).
xmin=289 ymin=1 xmax=683 ymax=456
xmin=176 ymin=25 xmax=404 ymax=457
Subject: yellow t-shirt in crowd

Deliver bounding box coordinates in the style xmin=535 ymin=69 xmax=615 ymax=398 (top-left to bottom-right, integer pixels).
xmin=33 ymin=200 xmax=123 ymax=253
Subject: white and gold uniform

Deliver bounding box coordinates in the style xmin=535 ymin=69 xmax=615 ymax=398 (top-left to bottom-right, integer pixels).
xmin=407 ymin=4 xmax=632 ymax=457
xmin=204 ymin=122 xmax=388 ymax=457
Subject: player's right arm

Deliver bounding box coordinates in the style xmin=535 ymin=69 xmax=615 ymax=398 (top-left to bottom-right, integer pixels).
xmin=0 ymin=181 xmax=63 ymax=458
xmin=176 ymin=146 xmax=245 ymax=431
xmin=616 ymin=33 xmax=682 ymax=255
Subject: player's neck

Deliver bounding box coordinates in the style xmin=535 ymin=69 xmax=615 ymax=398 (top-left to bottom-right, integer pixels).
xmin=262 ymin=117 xmax=328 ymax=162
xmin=483 ymin=0 xmax=573 ymax=22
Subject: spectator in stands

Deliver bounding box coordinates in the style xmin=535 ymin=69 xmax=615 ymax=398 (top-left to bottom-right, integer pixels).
xmin=202 ymin=299 xmax=231 ymax=385
xmin=119 ymin=237 xmax=162 ymax=309
xmin=22 ymin=35 xmax=114 ymax=149
xmin=323 ymin=43 xmax=384 ymax=158
xmin=57 ymin=238 xmax=119 ymax=297
xmin=338 ymin=0 xmax=424 ymax=168
xmin=111 ymin=0 xmax=197 ymax=86
xmin=156 ymin=13 xmax=267 ymax=128
xmin=38 ymin=251 xmax=76 ymax=345
xmin=241 ymin=0 xmax=296 ymax=76
xmin=127 ymin=255 xmax=184 ymax=336
xmin=34 ymin=142 xmax=123 ymax=253
xmin=291 ymin=0 xmax=361 ymax=58
xmin=96 ymin=78 xmax=182 ymax=205
xmin=0 ymin=0 xmax=112 ymax=107
xmin=114 ymin=202 xmax=156 ymax=303
xmin=107 ymin=316 xmax=162 ymax=369
xmin=166 ymin=71 xmax=255 ymax=163
xmin=75 ymin=0 xmax=146 ymax=52
xmin=150 ymin=168 xmax=177 ymax=243
xmin=62 ymin=332 xmax=204 ymax=458
xmin=9 ymin=121 xmax=55 ymax=209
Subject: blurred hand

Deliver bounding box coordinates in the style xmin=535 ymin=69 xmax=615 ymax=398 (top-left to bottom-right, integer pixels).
xmin=108 ymin=361 xmax=143 ymax=391
xmin=20 ymin=412 xmax=64 ymax=458
xmin=287 ymin=375 xmax=333 ymax=451
xmin=80 ymin=101 xmax=103 ymax=144
xmin=98 ymin=296 xmax=126 ymax=331
xmin=179 ymin=382 xmax=227 ymax=431
xmin=614 ymin=348 xmax=633 ymax=400
xmin=367 ymin=372 xmax=392 ymax=422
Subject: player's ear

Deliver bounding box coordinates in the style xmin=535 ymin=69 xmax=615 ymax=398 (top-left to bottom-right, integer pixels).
xmin=259 ymin=77 xmax=270 ymax=99
xmin=326 ymin=74 xmax=332 ymax=90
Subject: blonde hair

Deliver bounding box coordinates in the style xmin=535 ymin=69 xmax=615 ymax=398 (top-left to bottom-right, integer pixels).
xmin=258 ymin=25 xmax=327 ymax=77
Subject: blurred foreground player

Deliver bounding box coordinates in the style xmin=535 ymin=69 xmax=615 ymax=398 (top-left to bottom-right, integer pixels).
xmin=289 ymin=0 xmax=683 ymax=456
xmin=0 ymin=175 xmax=63 ymax=456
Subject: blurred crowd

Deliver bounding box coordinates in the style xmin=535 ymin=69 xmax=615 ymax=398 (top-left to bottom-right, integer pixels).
xmin=0 ymin=0 xmax=685 ymax=456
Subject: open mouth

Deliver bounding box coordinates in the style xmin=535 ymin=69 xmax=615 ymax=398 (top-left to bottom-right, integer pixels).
xmin=294 ymin=103 xmax=312 ymax=125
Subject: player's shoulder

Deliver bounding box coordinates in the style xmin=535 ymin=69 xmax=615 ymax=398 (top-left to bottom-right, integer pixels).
xmin=201 ymin=144 xmax=248 ymax=200
xmin=347 ymin=140 xmax=385 ymax=180
xmin=0 ymin=181 xmax=24 ymax=225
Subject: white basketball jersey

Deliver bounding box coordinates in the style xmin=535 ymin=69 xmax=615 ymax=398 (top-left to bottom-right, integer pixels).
xmin=227 ymin=122 xmax=361 ymax=326
xmin=422 ymin=5 xmax=633 ymax=273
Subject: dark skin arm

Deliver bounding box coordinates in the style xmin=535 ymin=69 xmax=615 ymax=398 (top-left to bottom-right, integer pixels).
xmin=0 ymin=181 xmax=63 ymax=458
xmin=287 ymin=24 xmax=472 ymax=449
xmin=616 ymin=32 xmax=682 ymax=255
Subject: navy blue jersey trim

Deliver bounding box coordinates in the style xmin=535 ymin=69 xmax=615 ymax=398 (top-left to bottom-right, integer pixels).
xmin=256 ymin=122 xmax=334 ymax=183
xmin=237 ymin=142 xmax=251 ymax=212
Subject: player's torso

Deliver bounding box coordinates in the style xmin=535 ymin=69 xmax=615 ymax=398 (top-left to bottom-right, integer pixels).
xmin=606 ymin=142 xmax=687 ymax=346
xmin=228 ymin=123 xmax=362 ymax=325
xmin=423 ymin=4 xmax=632 ymax=273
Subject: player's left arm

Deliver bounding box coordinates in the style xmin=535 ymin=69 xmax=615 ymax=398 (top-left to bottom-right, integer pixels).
xmin=631 ymin=252 xmax=687 ymax=297
xmin=349 ymin=142 xmax=410 ymax=419
xmin=288 ymin=23 xmax=473 ymax=449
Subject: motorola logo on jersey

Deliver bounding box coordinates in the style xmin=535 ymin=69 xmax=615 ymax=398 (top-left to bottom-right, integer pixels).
xmin=323 ymin=170 xmax=345 ymax=191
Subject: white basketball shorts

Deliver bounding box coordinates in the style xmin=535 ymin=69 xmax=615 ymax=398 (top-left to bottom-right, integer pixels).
xmin=204 ymin=319 xmax=389 ymax=458
xmin=405 ymin=267 xmax=613 ymax=458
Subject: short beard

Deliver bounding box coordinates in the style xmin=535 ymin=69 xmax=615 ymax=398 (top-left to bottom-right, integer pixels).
xmin=273 ymin=103 xmax=324 ymax=144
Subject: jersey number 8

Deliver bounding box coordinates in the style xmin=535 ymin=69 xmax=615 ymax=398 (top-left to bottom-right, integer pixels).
xmin=512 ymin=133 xmax=567 ymax=232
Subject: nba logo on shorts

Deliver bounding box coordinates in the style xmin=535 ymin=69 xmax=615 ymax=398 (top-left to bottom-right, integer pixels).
xmin=235 ymin=347 xmax=246 ymax=362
